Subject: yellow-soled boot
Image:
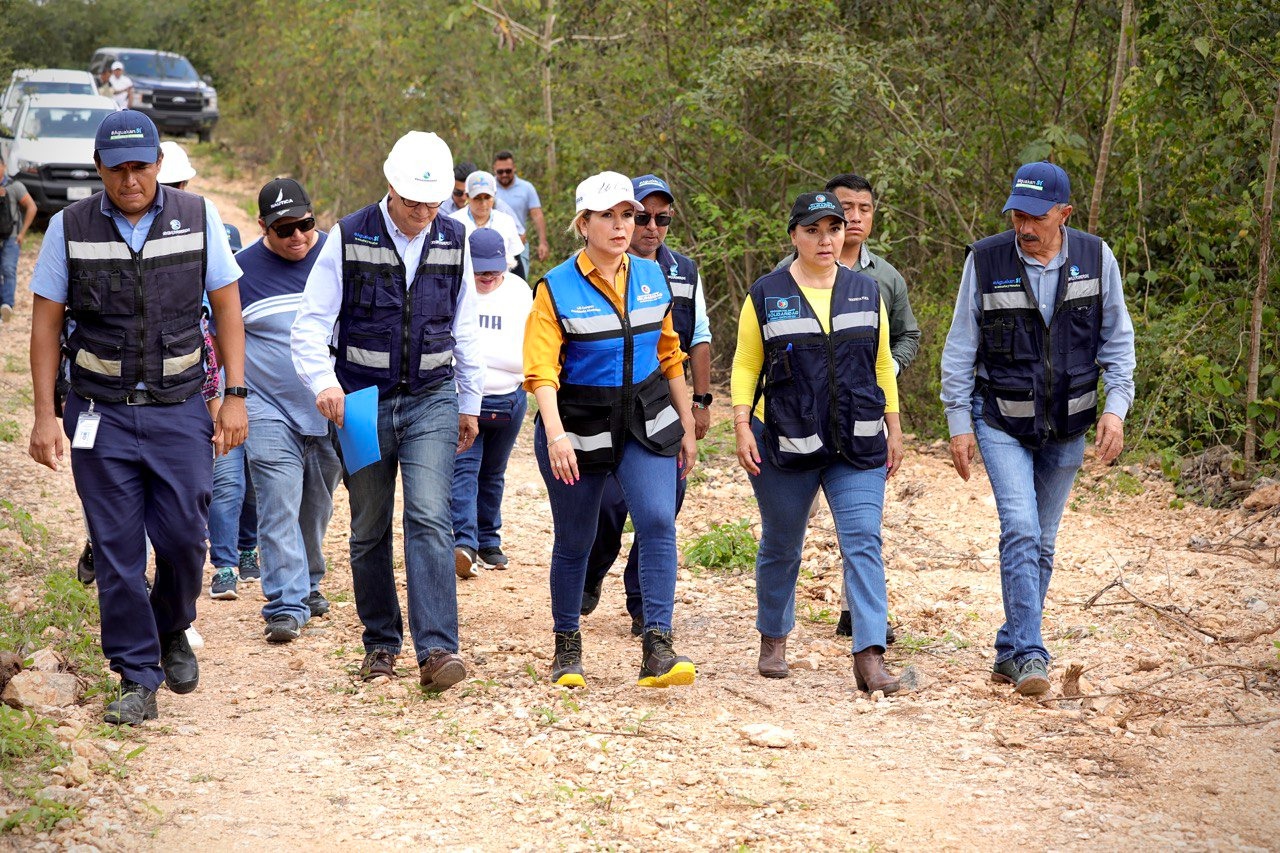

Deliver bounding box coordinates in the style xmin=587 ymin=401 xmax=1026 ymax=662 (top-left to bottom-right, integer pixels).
xmin=637 ymin=629 xmax=696 ymax=688
xmin=551 ymin=630 xmax=586 ymax=688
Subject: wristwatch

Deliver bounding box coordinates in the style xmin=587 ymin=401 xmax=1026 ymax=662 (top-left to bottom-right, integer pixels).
xmin=692 ymin=393 xmax=713 ymax=409
xmin=223 ymin=386 xmax=251 ymax=398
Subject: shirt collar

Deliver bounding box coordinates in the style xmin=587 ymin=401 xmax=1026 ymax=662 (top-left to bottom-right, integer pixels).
xmin=857 ymin=243 xmax=872 ymax=270
xmin=575 ymin=249 xmax=629 ymax=281
xmin=99 ymin=184 xmax=166 ymax=218
xmin=1013 ymin=225 xmax=1069 ymax=269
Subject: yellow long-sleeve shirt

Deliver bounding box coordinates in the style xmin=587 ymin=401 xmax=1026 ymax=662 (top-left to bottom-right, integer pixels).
xmin=730 ymin=284 xmax=899 ymax=417
xmin=523 ymin=251 xmax=686 ymax=391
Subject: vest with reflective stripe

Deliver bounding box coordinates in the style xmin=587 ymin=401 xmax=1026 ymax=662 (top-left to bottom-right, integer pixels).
xmin=334 ymin=204 xmax=463 ymax=395
xmin=63 ymin=188 xmax=208 ymax=403
xmin=538 ymin=253 xmax=683 ymax=473
xmin=970 ymin=227 xmax=1103 ymax=448
xmin=750 ymin=266 xmax=887 ymax=471
xmin=655 ymin=244 xmax=698 ymax=354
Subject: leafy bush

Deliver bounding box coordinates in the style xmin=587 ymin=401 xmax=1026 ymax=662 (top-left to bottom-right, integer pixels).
xmin=684 ymin=520 xmax=758 ymax=573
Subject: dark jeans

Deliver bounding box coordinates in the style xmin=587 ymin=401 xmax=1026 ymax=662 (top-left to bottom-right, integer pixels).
xmin=449 ymin=390 xmax=526 ymax=551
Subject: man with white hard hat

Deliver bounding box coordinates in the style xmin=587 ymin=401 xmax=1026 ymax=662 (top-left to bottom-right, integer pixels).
xmin=291 ymin=131 xmax=483 ymax=692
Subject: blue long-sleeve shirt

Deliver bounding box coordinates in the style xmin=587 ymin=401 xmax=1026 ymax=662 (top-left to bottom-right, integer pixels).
xmin=940 ymin=228 xmax=1136 ymax=437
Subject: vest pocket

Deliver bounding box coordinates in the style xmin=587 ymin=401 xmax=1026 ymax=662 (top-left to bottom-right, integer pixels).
xmin=633 ymin=376 xmax=683 ymax=455
xmin=70 ymin=328 xmax=125 ymax=389
xmin=986 ymin=383 xmax=1036 ymax=427
xmin=158 ymin=327 xmax=205 ymax=387
xmin=1065 ymin=365 xmax=1100 ymax=428
xmin=834 ymin=386 xmax=888 ymax=467
xmin=344 ymin=331 xmax=392 ymax=374
xmin=981 ymin=317 xmax=1015 ymax=355
xmin=765 ymin=348 xmax=792 ymax=385
xmin=766 ymin=419 xmax=825 ymax=470
xmin=558 ymin=402 xmax=617 ymax=471
xmin=418 ymin=332 xmax=454 ymax=378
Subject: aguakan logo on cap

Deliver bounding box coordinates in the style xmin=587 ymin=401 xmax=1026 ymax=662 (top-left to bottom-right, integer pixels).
xmin=639 ymin=178 xmax=664 ymax=187
xmin=1015 ymin=179 xmax=1045 ymax=191
xmin=109 ymin=127 xmax=146 ymax=141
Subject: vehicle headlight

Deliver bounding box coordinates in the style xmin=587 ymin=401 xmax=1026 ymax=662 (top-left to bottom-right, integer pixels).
xmin=16 ymin=158 xmax=38 ymax=174
xmin=129 ymin=87 xmax=153 ymax=107
xmin=205 ymin=92 xmax=217 ymax=110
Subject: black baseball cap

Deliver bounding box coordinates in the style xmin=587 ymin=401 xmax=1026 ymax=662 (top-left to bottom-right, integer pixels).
xmin=258 ymin=178 xmax=311 ymax=226
xmin=787 ymin=191 xmax=846 ymax=231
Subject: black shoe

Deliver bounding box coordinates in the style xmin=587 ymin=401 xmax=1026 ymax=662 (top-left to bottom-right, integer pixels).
xmin=305 ymin=590 xmax=330 ymax=618
xmin=160 ymin=630 xmax=199 ymax=694
xmin=885 ymin=621 xmax=896 ymax=646
xmin=264 ymin=614 xmax=302 ymax=644
xmin=478 ymin=546 xmax=509 ymax=570
xmin=630 ymin=612 xmax=643 ymax=638
xmin=77 ymin=540 xmax=95 ymax=586
xmin=551 ymin=631 xmax=585 ymax=688
xmin=638 ymin=630 xmax=696 ymax=688
xmin=835 ymin=610 xmax=852 ymax=637
xmin=238 ymin=549 xmax=261 ymax=583
xmin=103 ymin=680 xmax=158 ymax=725
xmin=580 ymin=576 xmax=605 ymax=616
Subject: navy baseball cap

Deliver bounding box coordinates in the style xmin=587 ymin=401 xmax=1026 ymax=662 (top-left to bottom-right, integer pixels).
xmin=787 ymin=191 xmax=846 ymax=231
xmin=1002 ymin=161 xmax=1070 ymax=216
xmin=469 ymin=228 xmax=507 ymax=274
xmin=632 ymin=174 xmax=674 ymax=203
xmin=94 ymin=110 xmax=160 ymax=167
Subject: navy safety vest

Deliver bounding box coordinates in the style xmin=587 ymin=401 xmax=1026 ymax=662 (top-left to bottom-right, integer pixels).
xmin=655 ymin=244 xmax=699 ymax=355
xmin=63 ymin=188 xmax=208 ymax=403
xmin=334 ymin=204 xmax=464 ymax=395
xmin=750 ymin=267 xmax=887 ymax=472
xmin=537 ymin=253 xmax=684 ymax=473
xmin=970 ymin=227 xmax=1103 ymax=448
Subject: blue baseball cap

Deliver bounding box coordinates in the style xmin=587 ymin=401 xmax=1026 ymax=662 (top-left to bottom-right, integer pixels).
xmin=1002 ymin=161 xmax=1070 ymax=216
xmin=469 ymin=228 xmax=508 ymax=274
xmin=94 ymin=110 xmax=160 ymax=167
xmin=632 ymin=174 xmax=674 ymax=203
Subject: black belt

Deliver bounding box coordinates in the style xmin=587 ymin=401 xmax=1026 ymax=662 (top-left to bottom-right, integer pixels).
xmin=123 ymin=389 xmax=174 ymax=406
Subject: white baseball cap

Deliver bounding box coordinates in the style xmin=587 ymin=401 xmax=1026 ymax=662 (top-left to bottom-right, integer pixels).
xmin=156 ymin=141 xmax=196 ymax=184
xmin=574 ymin=171 xmax=643 ymax=214
xmin=383 ymin=131 xmax=453 ymax=204
xmin=465 ymin=170 xmax=497 ymax=198
xmin=110 ymin=61 xmax=124 ymax=71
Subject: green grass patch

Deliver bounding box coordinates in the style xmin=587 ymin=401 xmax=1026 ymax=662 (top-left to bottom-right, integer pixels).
xmin=683 ymin=519 xmax=757 ymax=573
xmin=0 ymin=419 xmax=21 ymax=443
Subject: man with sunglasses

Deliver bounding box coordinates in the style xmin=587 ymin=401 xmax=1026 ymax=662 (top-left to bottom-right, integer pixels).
xmin=492 ymin=150 xmax=548 ymax=270
xmin=292 ymin=131 xmax=483 ymax=692
xmin=239 ymin=179 xmax=341 ymax=644
xmin=579 ymin=174 xmax=712 ymax=635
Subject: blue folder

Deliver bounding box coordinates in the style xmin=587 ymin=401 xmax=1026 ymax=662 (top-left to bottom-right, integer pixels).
xmin=335 ymin=386 xmax=381 ymax=475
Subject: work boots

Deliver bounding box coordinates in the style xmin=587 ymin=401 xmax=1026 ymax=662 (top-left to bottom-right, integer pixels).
xmin=757 ymin=634 xmax=789 ymax=679
xmin=853 ymin=648 xmax=900 ymax=695
xmin=638 ymin=629 xmax=696 ymax=688
xmin=551 ymin=630 xmax=586 ymax=688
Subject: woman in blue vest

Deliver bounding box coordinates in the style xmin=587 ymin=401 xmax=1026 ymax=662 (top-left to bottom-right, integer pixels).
xmin=731 ymin=191 xmax=905 ymax=694
xmin=523 ymin=171 xmax=698 ymax=689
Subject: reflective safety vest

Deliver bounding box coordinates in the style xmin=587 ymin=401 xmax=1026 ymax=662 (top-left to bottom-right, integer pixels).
xmin=538 ymin=253 xmax=684 ymax=472
xmin=750 ymin=266 xmax=887 ymax=471
xmin=970 ymin=227 xmax=1103 ymax=448
xmin=655 ymin=244 xmax=699 ymax=355
xmin=333 ymin=204 xmax=465 ymax=396
xmin=63 ymin=188 xmax=208 ymax=403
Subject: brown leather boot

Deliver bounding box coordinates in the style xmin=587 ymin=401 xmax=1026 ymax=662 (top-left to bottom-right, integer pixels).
xmin=758 ymin=634 xmax=789 ymax=679
xmin=853 ymin=648 xmax=900 ymax=695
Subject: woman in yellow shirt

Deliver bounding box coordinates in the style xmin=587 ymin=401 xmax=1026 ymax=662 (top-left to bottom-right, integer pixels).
xmin=731 ymin=191 xmax=905 ymax=693
xmin=523 ymin=171 xmax=698 ymax=689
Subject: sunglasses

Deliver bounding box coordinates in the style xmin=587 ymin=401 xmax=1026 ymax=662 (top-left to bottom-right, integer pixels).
xmin=634 ymin=212 xmax=672 ymax=227
xmin=451 ymin=188 xmax=466 ymax=198
xmin=495 ymin=168 xmax=514 ymax=176
xmin=270 ymin=217 xmax=316 ymax=239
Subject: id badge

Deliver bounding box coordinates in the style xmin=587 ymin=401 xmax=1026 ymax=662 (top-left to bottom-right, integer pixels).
xmin=72 ymin=410 xmax=101 ymax=450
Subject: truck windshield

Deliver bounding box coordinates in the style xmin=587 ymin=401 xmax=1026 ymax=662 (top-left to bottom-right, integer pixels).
xmin=21 ymin=81 xmax=95 ymax=98
xmin=118 ymin=53 xmax=200 ymax=82
xmin=23 ymin=107 xmax=115 ymax=140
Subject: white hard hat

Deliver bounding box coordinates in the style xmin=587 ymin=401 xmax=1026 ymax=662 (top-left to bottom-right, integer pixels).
xmin=383 ymin=131 xmax=453 ymax=204
xmin=157 ymin=140 xmax=197 ymax=184
xmin=574 ymin=171 xmax=643 ymax=214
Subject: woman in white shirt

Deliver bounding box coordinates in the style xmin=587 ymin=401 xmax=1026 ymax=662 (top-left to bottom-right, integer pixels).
xmin=449 ymin=170 xmax=524 ymax=275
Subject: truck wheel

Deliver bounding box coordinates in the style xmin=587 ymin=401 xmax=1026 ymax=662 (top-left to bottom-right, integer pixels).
xmin=197 ymin=129 xmax=213 ymax=144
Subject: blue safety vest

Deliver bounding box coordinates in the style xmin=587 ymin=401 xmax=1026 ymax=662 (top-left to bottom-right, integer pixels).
xmin=750 ymin=266 xmax=887 ymax=471
xmin=537 ymin=253 xmax=684 ymax=472
xmin=655 ymin=244 xmax=699 ymax=355
xmin=63 ymin=188 xmax=208 ymax=403
xmin=970 ymin=227 xmax=1103 ymax=447
xmin=333 ymin=204 xmax=464 ymax=396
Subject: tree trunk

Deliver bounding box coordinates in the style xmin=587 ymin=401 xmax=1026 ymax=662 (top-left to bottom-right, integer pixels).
xmin=1088 ymin=0 xmax=1133 ymax=234
xmin=1244 ymin=80 xmax=1280 ymax=468
xmin=541 ymin=0 xmax=558 ymax=196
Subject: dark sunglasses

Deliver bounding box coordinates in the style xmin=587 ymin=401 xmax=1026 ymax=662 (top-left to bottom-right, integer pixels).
xmin=270 ymin=217 xmax=316 ymax=239
xmin=495 ymin=168 xmax=514 ymax=175
xmin=451 ymin=188 xmax=466 ymax=198
xmin=634 ymin=212 xmax=672 ymax=227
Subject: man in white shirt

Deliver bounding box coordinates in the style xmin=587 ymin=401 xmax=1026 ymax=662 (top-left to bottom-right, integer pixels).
xmin=108 ymin=62 xmax=132 ymax=110
xmin=291 ymin=131 xmax=483 ymax=692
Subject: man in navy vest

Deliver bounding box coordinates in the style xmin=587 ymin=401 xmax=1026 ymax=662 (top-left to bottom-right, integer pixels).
xmin=940 ymin=161 xmax=1135 ymax=696
xmin=291 ymin=131 xmax=483 ymax=693
xmin=579 ymin=174 xmax=711 ymax=635
xmin=27 ymin=110 xmax=247 ymax=725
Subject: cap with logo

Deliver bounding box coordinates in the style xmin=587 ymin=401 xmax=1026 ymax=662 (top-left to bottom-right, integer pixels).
xmin=258 ymin=178 xmax=312 ymax=226
xmin=1002 ymin=161 xmax=1070 ymax=216
xmin=383 ymin=131 xmax=454 ymax=204
xmin=94 ymin=110 xmax=160 ymax=168
xmin=787 ymin=191 xmax=847 ymax=231
xmin=574 ymin=171 xmax=643 ymax=214
xmin=110 ymin=61 xmax=124 ymax=71
xmin=469 ymin=228 xmax=508 ymax=274
xmin=465 ymin=170 xmax=498 ymax=198
xmin=631 ymin=174 xmax=674 ymax=204
xmin=156 ymin=141 xmax=197 ymax=185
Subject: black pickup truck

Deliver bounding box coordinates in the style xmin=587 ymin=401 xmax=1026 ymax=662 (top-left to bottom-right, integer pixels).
xmin=89 ymin=47 xmax=218 ymax=141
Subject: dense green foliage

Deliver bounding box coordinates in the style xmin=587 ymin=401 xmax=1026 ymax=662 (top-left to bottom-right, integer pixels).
xmin=3 ymin=0 xmax=1277 ymax=466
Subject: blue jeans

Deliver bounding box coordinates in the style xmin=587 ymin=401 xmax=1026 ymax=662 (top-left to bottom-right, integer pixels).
xmin=749 ymin=420 xmax=889 ymax=654
xmin=344 ymin=388 xmax=460 ymax=663
xmin=450 ymin=390 xmax=526 ymax=551
xmin=972 ymin=396 xmax=1084 ymax=665
xmin=209 ymin=444 xmax=257 ymax=568
xmin=1 ymin=235 xmax=18 ymax=308
xmin=246 ymin=418 xmax=342 ymax=625
xmin=534 ymin=418 xmax=678 ymax=633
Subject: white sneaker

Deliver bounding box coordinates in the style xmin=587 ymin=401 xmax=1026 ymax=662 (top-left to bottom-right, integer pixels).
xmin=185 ymin=625 xmax=205 ymax=649
xmin=0 ymin=304 xmax=12 ymax=323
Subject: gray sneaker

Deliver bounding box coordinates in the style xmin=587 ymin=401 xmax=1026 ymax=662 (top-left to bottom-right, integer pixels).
xmin=264 ymin=614 xmax=301 ymax=644
xmin=210 ymin=567 xmax=238 ymax=600
xmin=992 ymin=656 xmax=1051 ymax=696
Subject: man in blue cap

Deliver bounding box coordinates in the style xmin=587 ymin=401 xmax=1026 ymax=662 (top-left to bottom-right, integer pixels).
xmin=940 ymin=161 xmax=1135 ymax=695
xmin=26 ymin=110 xmax=247 ymax=724
xmin=579 ymin=174 xmax=712 ymax=635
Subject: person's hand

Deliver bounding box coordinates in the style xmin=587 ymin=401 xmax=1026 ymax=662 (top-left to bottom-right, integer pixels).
xmin=537 ymin=240 xmax=549 ymax=262
xmin=677 ymin=425 xmax=698 ymax=480
xmin=28 ymin=413 xmax=64 ymax=471
xmin=213 ymin=397 xmax=247 ymax=456
xmin=950 ymin=433 xmax=976 ymax=481
xmin=457 ymin=414 xmax=478 ymax=453
xmin=735 ymin=421 xmax=761 ymax=476
xmin=886 ymin=430 xmax=905 ymax=478
xmin=316 ymin=387 xmax=345 ymax=427
xmin=693 ymin=406 xmax=710 ymax=440
xmin=1096 ymin=413 xmax=1124 ymax=465
xmin=547 ymin=432 xmax=578 ymax=484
